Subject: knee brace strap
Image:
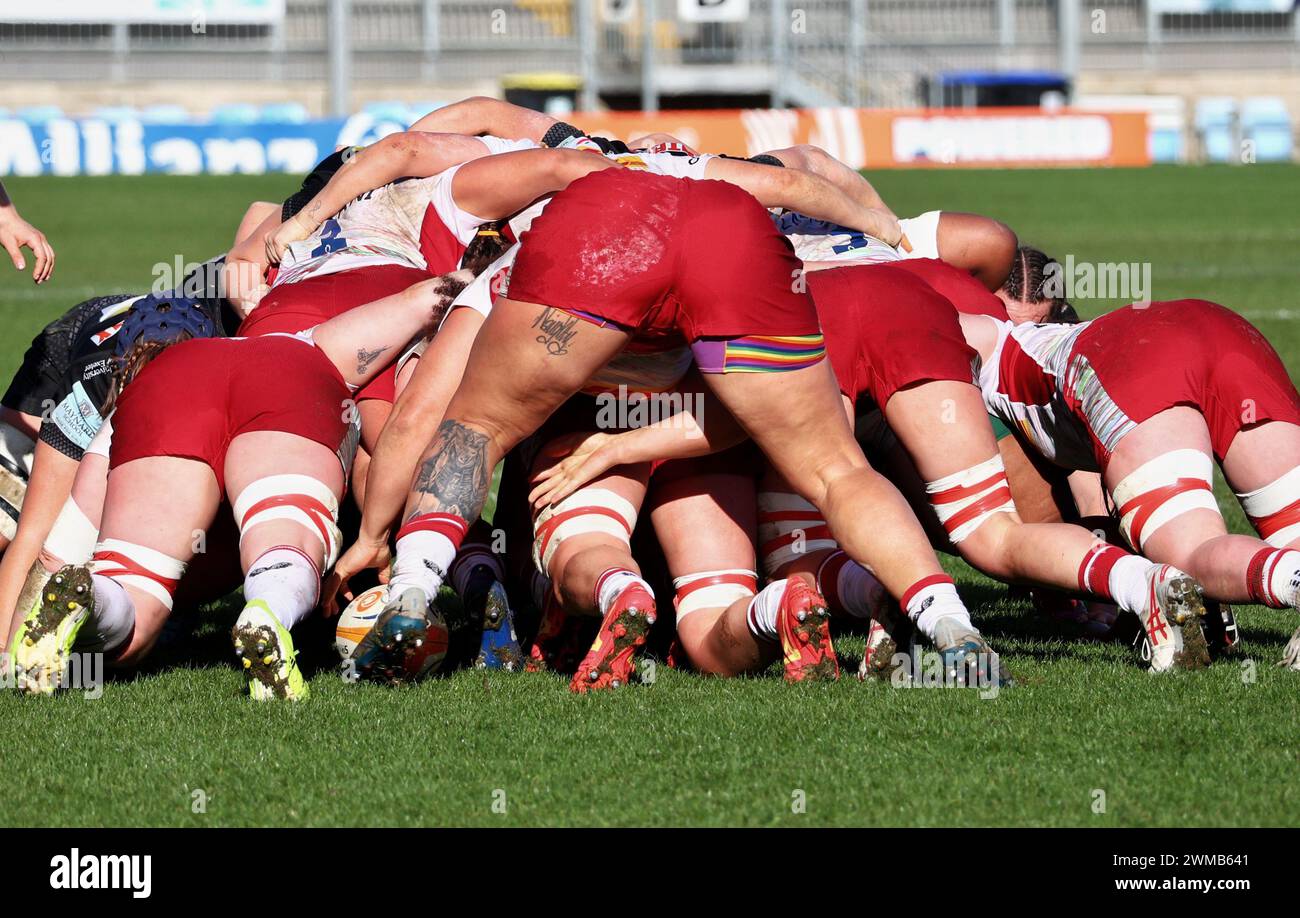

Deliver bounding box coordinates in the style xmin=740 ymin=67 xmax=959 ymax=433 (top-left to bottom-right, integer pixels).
xmin=90 ymin=539 xmax=187 ymax=611
xmin=673 ymin=569 xmax=757 ymax=622
xmin=1236 ymin=466 xmax=1300 ymax=547
xmin=532 ymin=488 xmax=637 ymax=574
xmin=925 ymin=455 xmax=1016 ymax=544
xmin=232 ymin=474 xmax=342 ymax=570
xmin=757 ymin=491 xmax=837 ymax=575
xmin=1111 ymin=450 xmax=1218 ymax=551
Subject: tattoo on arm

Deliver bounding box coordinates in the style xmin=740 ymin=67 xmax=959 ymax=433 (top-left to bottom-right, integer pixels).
xmin=409 ymin=420 xmax=492 ymax=520
xmin=356 ymin=344 xmax=391 ymax=376
xmin=531 ymin=307 xmax=580 ymax=357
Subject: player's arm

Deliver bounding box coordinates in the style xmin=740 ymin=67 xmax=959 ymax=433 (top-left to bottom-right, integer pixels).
xmin=702 ymin=156 xmax=903 ymax=246
xmin=266 ymin=132 xmax=493 ymax=262
xmin=763 ymin=145 xmax=895 ymax=218
xmin=449 ymin=147 xmax=619 ymax=219
xmin=0 ymin=441 xmax=79 ymax=644
xmin=323 ymin=305 xmax=485 ymax=614
xmin=528 ymin=375 xmax=747 ymax=510
xmin=0 ymin=179 xmax=54 ymax=284
xmin=222 ymin=202 xmax=282 ymax=317
xmin=409 ymin=96 xmax=559 ymax=143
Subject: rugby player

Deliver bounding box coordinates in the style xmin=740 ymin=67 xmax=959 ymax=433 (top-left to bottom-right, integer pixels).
xmin=11 ymin=271 xmax=469 ymax=699
xmin=963 ymin=298 xmax=1300 ymax=671
xmin=355 ymin=167 xmax=1010 ymax=691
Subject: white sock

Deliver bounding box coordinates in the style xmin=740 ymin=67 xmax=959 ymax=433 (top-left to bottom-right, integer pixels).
xmin=449 ymin=546 xmax=503 ymax=597
xmin=594 ymin=569 xmax=652 ymax=617
xmin=907 ymin=581 xmax=972 ymax=640
xmin=90 ymin=575 xmax=137 ymax=653
xmin=1268 ymin=550 xmax=1300 ymax=608
xmin=1109 ymin=555 xmax=1155 ymax=616
xmin=389 ymin=530 xmax=456 ymax=600
xmin=745 ymin=579 xmax=787 ymax=641
xmin=244 ymin=546 xmax=320 ymax=630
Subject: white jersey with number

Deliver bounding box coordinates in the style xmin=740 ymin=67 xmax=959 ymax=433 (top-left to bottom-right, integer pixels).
xmin=775 ymin=211 xmax=903 ymax=265
xmin=274 ymin=135 xmax=536 ymax=287
xmin=978 ymin=317 xmax=1099 ymax=472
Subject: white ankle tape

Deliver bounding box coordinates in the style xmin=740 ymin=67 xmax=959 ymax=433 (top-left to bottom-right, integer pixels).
xmin=90 ymin=538 xmax=187 ymax=611
xmin=1236 ymin=466 xmax=1300 ymax=547
xmin=925 ymin=454 xmax=1016 ymax=544
xmin=757 ymin=491 xmax=836 ymax=575
xmin=1111 ymin=449 xmax=1218 ymax=551
xmin=673 ymin=569 xmax=757 ymax=622
xmin=232 ymin=475 xmax=342 ymax=569
xmin=43 ymin=497 xmax=99 ymax=564
xmin=532 ymin=488 xmax=637 ymax=574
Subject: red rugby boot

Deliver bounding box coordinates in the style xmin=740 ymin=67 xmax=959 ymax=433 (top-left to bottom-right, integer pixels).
xmin=777 ymin=578 xmax=839 ymax=683
xmin=570 ymin=582 xmax=656 ymax=693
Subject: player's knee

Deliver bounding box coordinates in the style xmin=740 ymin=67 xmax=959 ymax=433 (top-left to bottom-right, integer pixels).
xmin=1235 ymin=466 xmax=1300 ymax=547
xmin=532 ymin=487 xmax=637 ymax=577
xmin=673 ymin=569 xmax=756 ymax=626
xmin=757 ymin=491 xmax=837 ymax=577
xmin=1111 ymin=450 xmax=1219 ymax=554
xmin=926 ymin=455 xmax=1018 ymax=550
xmin=231 ymin=474 xmax=342 ymax=571
xmin=90 ymin=539 xmax=187 ymax=614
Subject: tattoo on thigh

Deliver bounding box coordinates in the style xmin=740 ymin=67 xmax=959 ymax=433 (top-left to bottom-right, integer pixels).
xmin=531 ymin=307 xmax=580 ymax=357
xmin=356 ymin=344 xmax=390 ymax=376
xmin=410 ymin=420 xmax=491 ymax=520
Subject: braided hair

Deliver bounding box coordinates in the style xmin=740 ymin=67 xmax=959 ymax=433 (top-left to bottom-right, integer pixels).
xmin=1002 ymin=246 xmax=1079 ymax=324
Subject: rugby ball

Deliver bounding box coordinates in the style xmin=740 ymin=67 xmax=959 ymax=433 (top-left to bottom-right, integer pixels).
xmin=335 ymin=584 xmax=388 ymax=661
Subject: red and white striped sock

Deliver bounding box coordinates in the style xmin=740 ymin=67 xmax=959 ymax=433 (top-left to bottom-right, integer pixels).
xmin=389 ymin=512 xmax=468 ymax=600
xmin=901 ymin=574 xmax=970 ymax=640
xmin=1076 ymin=542 xmax=1151 ymax=615
xmin=1246 ymin=547 xmax=1300 ymax=608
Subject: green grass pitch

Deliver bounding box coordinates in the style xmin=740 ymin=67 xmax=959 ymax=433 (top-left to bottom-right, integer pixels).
xmin=0 ymin=166 xmax=1297 ymax=827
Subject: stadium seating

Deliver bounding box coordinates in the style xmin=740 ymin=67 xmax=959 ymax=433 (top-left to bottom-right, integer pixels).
xmin=1241 ymin=96 xmax=1293 ymax=162
xmin=1195 ymin=97 xmax=1239 ymax=163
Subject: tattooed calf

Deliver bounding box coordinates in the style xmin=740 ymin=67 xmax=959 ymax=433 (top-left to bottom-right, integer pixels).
xmin=410 ymin=420 xmax=492 ymax=520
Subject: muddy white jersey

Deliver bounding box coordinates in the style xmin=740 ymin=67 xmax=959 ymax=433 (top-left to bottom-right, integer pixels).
xmin=274 ymin=136 xmax=537 ymax=287
xmin=979 ymin=317 xmax=1099 ymax=472
xmin=274 ymin=175 xmax=443 ymax=286
xmin=774 ymin=212 xmax=903 ymax=266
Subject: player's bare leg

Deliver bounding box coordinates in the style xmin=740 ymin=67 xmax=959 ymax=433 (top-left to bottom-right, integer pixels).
xmin=225 ymin=431 xmax=345 ymax=700
xmin=651 ymin=465 xmax=838 ymax=681
xmin=888 ymin=380 xmax=1207 ymax=672
xmin=356 ymin=295 xmax=630 ymax=682
xmin=1220 ymin=419 xmax=1300 ymax=668
xmin=530 ymin=453 xmax=656 ymax=690
xmin=701 ymin=360 xmax=1008 ymax=683
xmin=13 ymin=456 xmax=217 ymax=693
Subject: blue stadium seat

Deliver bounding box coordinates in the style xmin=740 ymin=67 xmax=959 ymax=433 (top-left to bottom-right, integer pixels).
xmin=93 ymin=106 xmax=140 ymax=124
xmin=141 ymin=104 xmax=191 ymax=124
xmin=363 ymin=100 xmax=414 ymax=124
xmin=16 ymin=105 xmax=65 ymax=125
xmin=210 ymin=103 xmax=260 ymax=124
xmin=259 ymin=102 xmax=309 ymax=123
xmin=1241 ymin=97 xmax=1293 ymax=163
xmin=1194 ymin=97 xmax=1237 ymax=163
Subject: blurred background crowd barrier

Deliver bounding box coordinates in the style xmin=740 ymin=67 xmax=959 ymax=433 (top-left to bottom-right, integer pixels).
xmin=0 ymin=0 xmax=1295 ymax=174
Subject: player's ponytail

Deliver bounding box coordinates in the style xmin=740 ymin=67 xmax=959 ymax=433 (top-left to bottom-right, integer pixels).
xmin=1003 ymin=246 xmax=1078 ymax=324
xmin=103 ymin=335 xmax=193 ymax=415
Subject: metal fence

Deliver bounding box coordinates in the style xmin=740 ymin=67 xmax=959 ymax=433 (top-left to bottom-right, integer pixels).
xmin=0 ymin=1 xmax=1297 ymax=111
